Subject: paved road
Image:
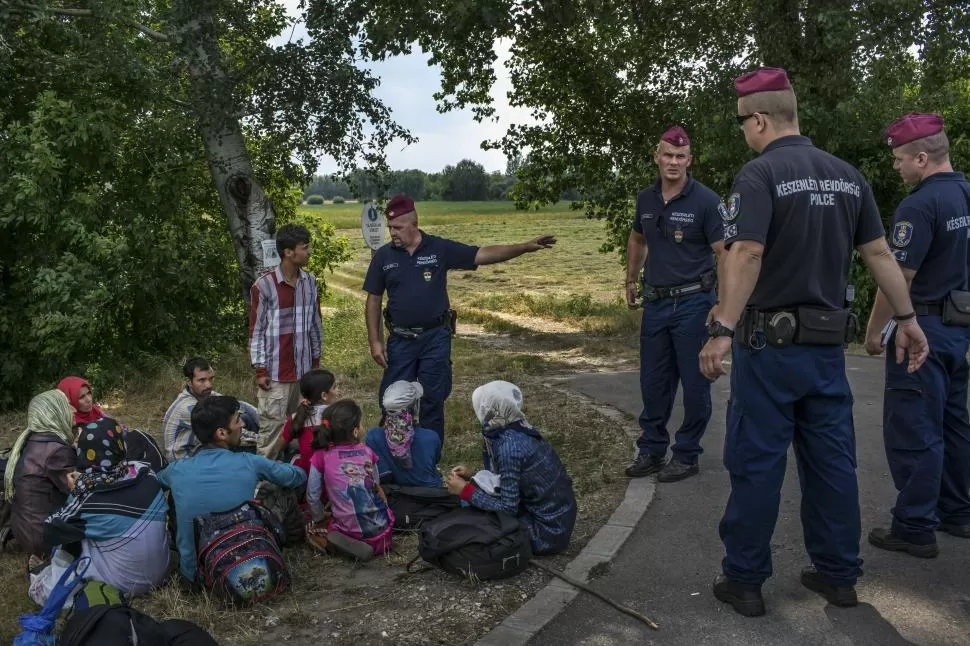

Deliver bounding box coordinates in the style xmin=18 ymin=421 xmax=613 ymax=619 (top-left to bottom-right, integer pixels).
xmin=533 ymin=355 xmax=970 ymax=646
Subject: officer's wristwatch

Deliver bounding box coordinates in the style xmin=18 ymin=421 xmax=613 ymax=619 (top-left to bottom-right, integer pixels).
xmin=707 ymin=321 xmax=735 ymax=339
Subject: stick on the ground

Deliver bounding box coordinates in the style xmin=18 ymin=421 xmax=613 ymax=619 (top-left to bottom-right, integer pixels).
xmin=529 ymin=558 xmax=659 ymax=630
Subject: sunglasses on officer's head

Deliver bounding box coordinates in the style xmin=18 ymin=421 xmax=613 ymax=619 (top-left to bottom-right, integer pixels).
xmin=736 ymin=112 xmax=770 ymax=127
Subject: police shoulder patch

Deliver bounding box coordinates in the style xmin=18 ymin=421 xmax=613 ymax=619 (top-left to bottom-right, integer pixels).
xmin=892 ymin=220 xmax=913 ymax=248
xmin=726 ymin=193 xmax=741 ymax=222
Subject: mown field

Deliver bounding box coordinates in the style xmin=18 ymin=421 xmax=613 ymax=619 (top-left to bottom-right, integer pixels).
xmin=0 ymin=201 xmax=642 ymax=645
xmin=304 ymin=200 xmax=642 ymax=340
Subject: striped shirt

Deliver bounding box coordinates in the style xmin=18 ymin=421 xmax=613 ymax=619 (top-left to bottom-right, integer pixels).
xmin=162 ymin=388 xmax=259 ymax=462
xmin=249 ymin=267 xmax=323 ymax=382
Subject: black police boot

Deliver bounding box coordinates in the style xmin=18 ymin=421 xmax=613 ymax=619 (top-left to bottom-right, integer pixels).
xmin=657 ymin=460 xmax=699 ymax=483
xmin=868 ymin=527 xmax=939 ymax=558
xmin=712 ymin=574 xmax=765 ymax=617
xmin=624 ymin=453 xmax=667 ymax=478
xmin=938 ymin=523 xmax=970 ymax=538
xmin=800 ymin=566 xmax=857 ymax=607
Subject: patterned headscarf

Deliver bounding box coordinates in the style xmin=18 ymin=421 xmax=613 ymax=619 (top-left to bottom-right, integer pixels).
xmin=4 ymin=390 xmax=75 ymax=500
xmin=382 ymin=381 xmax=423 ymax=469
xmin=73 ymin=417 xmax=133 ymax=495
xmin=472 ymin=380 xmax=526 ymax=432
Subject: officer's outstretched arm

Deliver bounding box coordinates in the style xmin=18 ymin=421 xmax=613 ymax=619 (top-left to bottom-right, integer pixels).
xmin=474 ymin=235 xmax=557 ymax=265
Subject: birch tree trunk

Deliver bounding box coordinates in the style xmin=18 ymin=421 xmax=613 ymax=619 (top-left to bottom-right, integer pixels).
xmin=170 ymin=0 xmax=276 ymax=306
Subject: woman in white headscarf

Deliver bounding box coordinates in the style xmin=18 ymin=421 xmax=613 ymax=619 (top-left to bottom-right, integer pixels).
xmin=365 ymin=380 xmax=444 ymax=487
xmin=446 ymin=380 xmax=577 ymax=555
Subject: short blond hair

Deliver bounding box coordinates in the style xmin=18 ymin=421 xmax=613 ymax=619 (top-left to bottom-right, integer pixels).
xmin=739 ymin=89 xmax=798 ymax=128
xmin=899 ymin=132 xmax=950 ymax=163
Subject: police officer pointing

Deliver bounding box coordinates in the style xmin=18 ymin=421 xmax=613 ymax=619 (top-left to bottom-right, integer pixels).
xmin=699 ymin=67 xmax=929 ymax=617
xmin=363 ymin=194 xmax=556 ymax=443
xmin=624 ymin=126 xmax=725 ymax=482
xmin=864 ymin=113 xmax=970 ymax=557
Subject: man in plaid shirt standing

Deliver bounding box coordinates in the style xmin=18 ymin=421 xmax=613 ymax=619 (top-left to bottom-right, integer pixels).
xmin=249 ymin=224 xmax=323 ymax=457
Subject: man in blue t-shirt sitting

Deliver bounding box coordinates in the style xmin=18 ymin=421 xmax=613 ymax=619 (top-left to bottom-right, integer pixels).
xmin=365 ymin=380 xmax=443 ymax=488
xmin=158 ymin=395 xmax=306 ymax=582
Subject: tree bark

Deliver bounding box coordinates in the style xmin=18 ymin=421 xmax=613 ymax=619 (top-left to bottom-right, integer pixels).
xmin=169 ymin=0 xmax=276 ymax=306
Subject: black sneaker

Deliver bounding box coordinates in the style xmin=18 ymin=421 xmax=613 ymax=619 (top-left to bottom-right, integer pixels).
xmin=800 ymin=566 xmax=857 ymax=607
xmin=868 ymin=527 xmax=939 ymax=558
xmin=625 ymin=453 xmax=667 ymax=478
xmin=938 ymin=523 xmax=970 ymax=538
xmin=657 ymin=460 xmax=699 ymax=483
xmin=712 ymin=574 xmax=765 ymax=617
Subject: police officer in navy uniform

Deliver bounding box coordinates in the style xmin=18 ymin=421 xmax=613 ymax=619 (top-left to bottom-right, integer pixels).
xmin=699 ymin=67 xmax=929 ymax=617
xmin=863 ymin=113 xmax=970 ymax=557
xmin=363 ymin=194 xmax=556 ymax=443
xmin=624 ymin=126 xmax=725 ymax=482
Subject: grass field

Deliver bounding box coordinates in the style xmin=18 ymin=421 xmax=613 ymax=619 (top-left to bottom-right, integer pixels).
xmin=0 ymin=202 xmax=643 ymax=645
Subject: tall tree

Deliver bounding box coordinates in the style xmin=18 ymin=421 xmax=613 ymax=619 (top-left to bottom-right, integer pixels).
xmin=7 ymin=0 xmax=412 ymax=303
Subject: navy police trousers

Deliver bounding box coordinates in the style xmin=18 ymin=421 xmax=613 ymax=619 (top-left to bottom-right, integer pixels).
xmin=636 ymin=292 xmax=714 ymax=464
xmin=379 ymin=326 xmax=451 ymax=443
xmin=884 ymin=316 xmax=970 ymax=544
xmin=720 ymin=342 xmax=862 ymax=587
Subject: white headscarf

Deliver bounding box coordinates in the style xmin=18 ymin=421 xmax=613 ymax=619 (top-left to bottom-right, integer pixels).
xmin=382 ymin=380 xmax=423 ymax=412
xmin=471 ymin=380 xmax=526 ymax=431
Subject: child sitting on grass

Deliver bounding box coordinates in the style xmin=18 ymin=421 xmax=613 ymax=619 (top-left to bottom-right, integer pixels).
xmin=305 ymin=400 xmax=394 ymax=561
xmin=274 ymin=368 xmax=340 ymax=475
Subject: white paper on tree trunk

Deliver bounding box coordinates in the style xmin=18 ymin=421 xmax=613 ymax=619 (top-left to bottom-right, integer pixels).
xmin=262 ymin=238 xmax=281 ymax=267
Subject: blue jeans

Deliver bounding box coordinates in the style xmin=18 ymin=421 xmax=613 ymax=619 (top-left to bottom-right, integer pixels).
xmin=883 ymin=316 xmax=970 ymax=544
xmin=720 ymin=342 xmax=862 ymax=587
xmin=379 ymin=326 xmax=452 ymax=443
xmin=636 ymin=292 xmax=714 ymax=464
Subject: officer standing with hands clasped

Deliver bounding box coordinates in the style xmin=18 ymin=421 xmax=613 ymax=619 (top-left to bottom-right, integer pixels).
xmin=699 ymin=67 xmax=929 ymax=618
xmin=624 ymin=126 xmax=725 ymax=482
xmin=864 ymin=113 xmax=970 ymax=557
xmin=363 ymin=194 xmax=556 ymax=444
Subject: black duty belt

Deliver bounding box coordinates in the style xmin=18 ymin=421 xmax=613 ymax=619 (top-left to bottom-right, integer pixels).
xmin=644 ymin=271 xmax=716 ymax=303
xmin=738 ymin=305 xmax=856 ymax=349
xmin=915 ymin=302 xmax=944 ymax=316
xmin=384 ymin=309 xmax=453 ymax=339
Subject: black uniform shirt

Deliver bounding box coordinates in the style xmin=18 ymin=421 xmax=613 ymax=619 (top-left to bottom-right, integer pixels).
xmin=723 ymin=135 xmax=885 ymax=310
xmin=632 ymin=176 xmax=724 ymax=287
xmin=888 ymin=171 xmax=970 ymax=303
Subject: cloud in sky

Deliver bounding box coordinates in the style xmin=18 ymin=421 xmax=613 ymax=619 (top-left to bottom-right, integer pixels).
xmin=273 ymin=3 xmax=534 ymax=175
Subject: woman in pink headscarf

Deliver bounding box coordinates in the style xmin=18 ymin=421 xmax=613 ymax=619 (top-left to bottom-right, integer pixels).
xmin=56 ymin=376 xmax=104 ymax=425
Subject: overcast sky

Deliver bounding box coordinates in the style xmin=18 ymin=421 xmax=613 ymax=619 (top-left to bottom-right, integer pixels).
xmin=275 ymin=3 xmax=532 ymax=175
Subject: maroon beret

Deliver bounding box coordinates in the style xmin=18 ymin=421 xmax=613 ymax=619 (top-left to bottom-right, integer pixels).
xmin=884 ymin=113 xmax=944 ymax=148
xmin=735 ymin=67 xmax=792 ymax=97
xmin=661 ymin=126 xmax=690 ymax=148
xmin=386 ymin=194 xmax=416 ymax=220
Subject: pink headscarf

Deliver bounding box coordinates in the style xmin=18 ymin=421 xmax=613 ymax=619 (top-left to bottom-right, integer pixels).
xmin=57 ymin=376 xmax=105 ymax=425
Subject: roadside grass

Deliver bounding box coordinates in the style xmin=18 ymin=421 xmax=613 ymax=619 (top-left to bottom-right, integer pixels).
xmin=300 ymin=200 xmax=581 ymax=230
xmin=0 ymin=287 xmax=633 ymax=645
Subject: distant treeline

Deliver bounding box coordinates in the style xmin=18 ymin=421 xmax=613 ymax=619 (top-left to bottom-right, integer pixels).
xmin=303 ymin=157 xmax=579 ymax=202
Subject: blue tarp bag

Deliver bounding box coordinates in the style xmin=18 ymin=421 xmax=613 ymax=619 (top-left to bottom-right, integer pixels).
xmin=13 ymin=555 xmax=91 ymax=646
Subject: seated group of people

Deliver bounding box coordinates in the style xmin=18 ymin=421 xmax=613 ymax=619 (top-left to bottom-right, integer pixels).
xmin=3 ymin=356 xmax=579 ymax=605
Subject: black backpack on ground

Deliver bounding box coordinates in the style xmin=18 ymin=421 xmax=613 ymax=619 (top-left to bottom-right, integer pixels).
xmin=256 ymin=481 xmax=305 ymax=545
xmin=61 ymin=604 xmax=218 ymax=646
xmin=384 ymin=484 xmax=461 ymax=531
xmin=413 ymin=507 xmax=532 ymax=581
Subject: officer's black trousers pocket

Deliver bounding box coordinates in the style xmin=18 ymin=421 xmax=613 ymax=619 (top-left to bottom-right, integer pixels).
xmin=794 ymin=307 xmax=848 ymax=345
